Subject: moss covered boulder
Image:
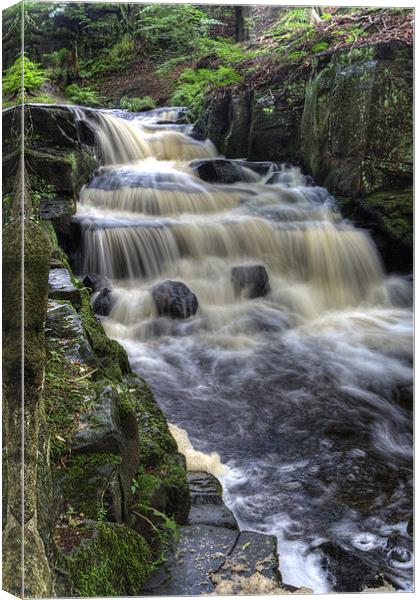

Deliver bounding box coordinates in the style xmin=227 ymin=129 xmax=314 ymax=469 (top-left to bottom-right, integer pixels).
xmin=64 ymin=522 xmax=153 ymax=597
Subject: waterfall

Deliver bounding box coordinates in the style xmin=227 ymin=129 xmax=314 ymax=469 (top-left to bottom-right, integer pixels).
xmin=74 ymin=106 xmax=413 ymax=592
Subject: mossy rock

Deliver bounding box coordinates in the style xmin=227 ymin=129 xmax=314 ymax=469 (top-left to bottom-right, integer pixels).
xmin=58 ymin=453 xmax=122 ymax=521
xmin=301 ymin=41 xmax=413 ymax=196
xmin=360 ymin=188 xmax=413 ymax=246
xmin=24 ymin=105 xmax=79 ymax=149
xmin=79 ymin=291 xmax=131 ymax=381
xmin=65 ymin=522 xmax=153 ymax=597
xmin=341 ymin=187 xmax=413 ymax=273
xmin=129 ymin=377 xmax=190 ymax=523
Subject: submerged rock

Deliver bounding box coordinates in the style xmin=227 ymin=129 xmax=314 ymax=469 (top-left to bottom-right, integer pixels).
xmin=151 ymin=280 xmax=198 ymax=319
xmin=93 ymin=288 xmax=115 ymax=316
xmin=231 ymin=265 xmax=270 ymax=299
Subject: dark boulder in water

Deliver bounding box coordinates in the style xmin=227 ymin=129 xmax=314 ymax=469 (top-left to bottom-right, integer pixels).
xmin=83 ymin=273 xmax=111 ymax=293
xmin=318 ymin=542 xmax=384 ymax=592
xmin=191 ymin=159 xmax=257 ymax=184
xmin=93 ymin=288 xmax=115 ymax=316
xmin=231 ymin=265 xmax=270 ymax=299
xmin=151 ymin=280 xmax=198 ymax=319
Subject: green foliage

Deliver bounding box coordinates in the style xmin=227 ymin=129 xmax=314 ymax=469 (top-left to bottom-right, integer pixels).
xmin=3 ymin=52 xmax=47 ymax=98
xmin=194 ymin=37 xmax=247 ymax=63
xmin=311 ymin=41 xmax=329 ymax=54
xmin=135 ymin=4 xmax=216 ymax=57
xmin=120 ymin=95 xmax=156 ymax=111
xmin=65 ymin=83 xmax=102 ymax=107
xmin=345 ymin=26 xmax=367 ymax=43
xmin=171 ymin=66 xmax=242 ymax=118
xmin=288 ymin=50 xmax=308 ymax=61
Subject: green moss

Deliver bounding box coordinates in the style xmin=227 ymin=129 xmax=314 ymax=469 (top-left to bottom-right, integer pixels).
xmin=66 ymin=522 xmax=153 ymax=596
xmin=133 ymin=466 xmax=162 ymax=506
xmin=361 ymin=188 xmax=413 ymax=245
xmin=133 ymin=377 xmax=177 ymax=466
xmin=60 ymin=453 xmax=123 ymax=519
xmin=79 ymin=291 xmax=131 ymax=381
xmin=43 ymin=341 xmax=97 ymax=459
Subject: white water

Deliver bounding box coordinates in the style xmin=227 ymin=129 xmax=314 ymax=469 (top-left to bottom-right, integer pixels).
xmin=73 ymin=106 xmax=413 ymax=592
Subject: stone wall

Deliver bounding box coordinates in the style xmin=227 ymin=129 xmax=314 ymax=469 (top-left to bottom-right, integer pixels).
xmin=2 ymin=104 xmax=190 ymax=597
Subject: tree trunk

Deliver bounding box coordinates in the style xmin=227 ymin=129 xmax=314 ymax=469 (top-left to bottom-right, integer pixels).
xmin=235 ymin=6 xmax=249 ymax=42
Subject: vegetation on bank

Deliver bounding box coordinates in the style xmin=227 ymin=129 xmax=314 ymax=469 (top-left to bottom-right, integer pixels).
xmin=2 ymin=3 xmax=413 ymax=114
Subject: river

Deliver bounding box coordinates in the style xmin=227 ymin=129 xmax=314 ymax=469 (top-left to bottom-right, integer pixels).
xmin=73 ymin=106 xmax=413 ymax=592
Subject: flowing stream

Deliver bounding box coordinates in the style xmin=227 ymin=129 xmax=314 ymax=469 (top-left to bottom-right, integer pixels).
xmin=73 ymin=106 xmax=413 ymax=592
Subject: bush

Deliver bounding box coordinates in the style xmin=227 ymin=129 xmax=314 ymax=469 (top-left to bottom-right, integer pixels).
xmin=80 ymin=35 xmax=135 ymax=79
xmin=170 ymin=66 xmax=242 ymax=119
xmin=120 ymin=95 xmax=156 ymax=111
xmin=65 ymin=83 xmax=102 ymax=107
xmin=135 ymin=5 xmax=217 ymax=57
xmin=3 ymin=52 xmax=47 ymax=98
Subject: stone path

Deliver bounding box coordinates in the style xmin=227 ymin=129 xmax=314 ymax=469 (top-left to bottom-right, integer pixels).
xmin=142 ymin=471 xmax=285 ymax=596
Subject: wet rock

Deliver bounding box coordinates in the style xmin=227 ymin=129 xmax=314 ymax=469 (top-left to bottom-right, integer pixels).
xmin=395 ymin=384 xmax=413 ymax=410
xmin=407 ymin=516 xmax=413 ymax=537
xmin=46 ymin=300 xmax=96 ymax=366
xmin=83 ymin=273 xmax=112 ymax=293
xmin=188 ymin=472 xmax=237 ymax=530
xmin=39 ymin=196 xmax=75 ymax=221
xmin=142 ymin=524 xmax=239 ymax=595
xmin=218 ymin=530 xmax=281 ymax=584
xmin=76 ymin=119 xmax=96 ymax=146
xmin=26 ymin=148 xmax=75 ymax=194
xmin=188 ymin=471 xmax=223 ymax=505
xmin=191 ymin=158 xmax=257 ymax=184
xmin=231 ymin=265 xmax=270 ymax=299
xmin=151 ymin=280 xmax=198 ymax=319
xmin=70 ymin=386 xmax=123 ymax=456
xmin=93 ymin=288 xmax=115 ymax=316
xmin=318 ymin=541 xmax=384 ymax=592
xmin=25 ymin=105 xmax=78 ymax=148
xmin=249 ymin=84 xmax=306 ymax=164
xmin=235 ymin=160 xmax=281 ymax=177
xmin=48 ymin=267 xmax=82 ymax=309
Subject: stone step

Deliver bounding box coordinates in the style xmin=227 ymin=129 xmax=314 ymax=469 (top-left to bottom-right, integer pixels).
xmin=48 ymin=267 xmax=82 ymax=309
xmin=141 ymin=471 xmax=283 ymax=595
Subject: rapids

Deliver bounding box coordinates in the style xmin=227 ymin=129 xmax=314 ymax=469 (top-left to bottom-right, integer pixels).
xmin=73 ymin=106 xmax=413 ymax=592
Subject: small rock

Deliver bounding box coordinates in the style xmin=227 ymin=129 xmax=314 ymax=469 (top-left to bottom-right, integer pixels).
xmin=83 ymin=273 xmax=111 ymax=293
xmin=48 ymin=267 xmax=82 ymax=309
xmin=93 ymin=288 xmax=115 ymax=316
xmin=231 ymin=265 xmax=270 ymax=299
xmin=151 ymin=280 xmax=198 ymax=319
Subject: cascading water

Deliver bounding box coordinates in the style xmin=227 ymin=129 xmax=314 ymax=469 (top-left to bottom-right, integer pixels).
xmin=73 ymin=106 xmax=413 ymax=592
